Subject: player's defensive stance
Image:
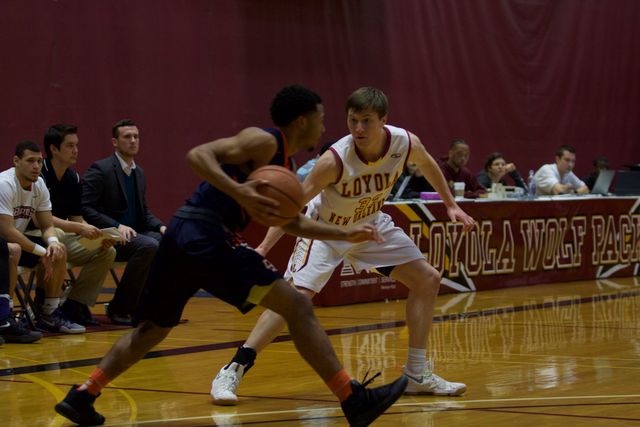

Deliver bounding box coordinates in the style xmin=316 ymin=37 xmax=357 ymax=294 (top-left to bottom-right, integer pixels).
xmin=212 ymin=87 xmax=476 ymax=407
xmin=54 ymin=85 xmax=407 ymax=427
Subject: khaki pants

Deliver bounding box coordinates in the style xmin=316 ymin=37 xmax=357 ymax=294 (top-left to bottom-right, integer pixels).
xmin=29 ymin=229 xmax=117 ymax=306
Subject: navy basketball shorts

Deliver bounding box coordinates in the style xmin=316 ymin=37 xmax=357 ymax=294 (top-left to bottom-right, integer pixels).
xmin=136 ymin=216 xmax=281 ymax=328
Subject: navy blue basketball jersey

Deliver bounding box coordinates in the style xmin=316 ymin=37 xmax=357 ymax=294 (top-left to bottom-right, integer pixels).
xmin=184 ymin=128 xmax=292 ymax=231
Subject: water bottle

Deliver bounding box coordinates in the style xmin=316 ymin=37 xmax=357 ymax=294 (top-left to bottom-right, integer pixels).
xmin=527 ymin=169 xmax=536 ymax=198
xmin=296 ymin=158 xmax=317 ymax=182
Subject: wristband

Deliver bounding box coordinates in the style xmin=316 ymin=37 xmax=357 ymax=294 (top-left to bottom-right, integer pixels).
xmin=47 ymin=236 xmax=60 ymax=246
xmin=33 ymin=244 xmax=47 ymax=257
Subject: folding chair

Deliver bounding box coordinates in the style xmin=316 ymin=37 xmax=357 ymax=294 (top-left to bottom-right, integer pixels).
xmin=15 ymin=266 xmax=37 ymax=329
xmin=62 ymin=262 xmax=79 ymax=305
xmin=102 ymin=261 xmax=126 ymax=312
xmin=109 ymin=261 xmax=127 ymax=287
xmin=15 ymin=263 xmax=77 ymax=329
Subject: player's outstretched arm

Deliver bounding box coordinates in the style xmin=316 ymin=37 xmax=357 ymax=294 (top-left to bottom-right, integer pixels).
xmin=255 ymin=150 xmax=339 ymax=255
xmin=282 ymin=215 xmax=384 ymax=243
xmin=255 ymin=226 xmax=286 ymax=256
xmin=408 ymin=134 xmax=455 ymax=205
xmin=409 ymin=133 xmax=476 ymax=231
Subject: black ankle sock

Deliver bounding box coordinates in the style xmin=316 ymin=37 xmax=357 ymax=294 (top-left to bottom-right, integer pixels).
xmin=230 ymin=346 xmax=257 ymax=373
xmin=35 ymin=287 xmax=45 ymax=306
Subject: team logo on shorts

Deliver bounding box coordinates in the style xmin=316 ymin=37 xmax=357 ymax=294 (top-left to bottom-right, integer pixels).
xmin=262 ymin=258 xmax=278 ymax=273
xmin=289 ymin=238 xmax=311 ymax=272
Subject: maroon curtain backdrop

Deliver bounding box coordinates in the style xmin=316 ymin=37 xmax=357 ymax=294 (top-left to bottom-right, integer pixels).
xmin=1 ymin=0 xmax=639 ymax=221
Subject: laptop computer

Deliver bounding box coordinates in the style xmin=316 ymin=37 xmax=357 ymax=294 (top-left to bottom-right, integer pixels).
xmin=591 ymin=169 xmax=615 ymax=195
xmin=614 ymin=170 xmax=640 ymax=195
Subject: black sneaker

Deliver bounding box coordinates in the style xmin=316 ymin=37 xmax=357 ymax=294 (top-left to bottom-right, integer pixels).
xmin=0 ymin=316 xmax=43 ymax=343
xmin=340 ymin=373 xmax=408 ymax=427
xmin=105 ymin=303 xmax=133 ymax=326
xmin=55 ymin=384 xmax=105 ymax=426
xmin=61 ymin=299 xmax=101 ymax=327
xmin=80 ymin=303 xmax=101 ymax=326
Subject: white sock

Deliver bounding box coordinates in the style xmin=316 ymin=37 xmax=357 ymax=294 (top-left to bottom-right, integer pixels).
xmin=406 ymin=347 xmax=427 ymax=376
xmin=41 ymin=297 xmax=61 ymax=315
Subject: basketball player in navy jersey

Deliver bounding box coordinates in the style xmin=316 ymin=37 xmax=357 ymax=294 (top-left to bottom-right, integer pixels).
xmin=212 ymin=87 xmax=476 ymax=405
xmin=55 ymin=85 xmax=408 ymax=427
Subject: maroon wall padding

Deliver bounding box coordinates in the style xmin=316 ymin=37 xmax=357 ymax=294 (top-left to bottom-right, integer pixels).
xmin=1 ymin=1 xmax=639 ymax=222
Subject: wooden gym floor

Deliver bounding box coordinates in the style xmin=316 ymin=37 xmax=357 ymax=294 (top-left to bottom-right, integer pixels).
xmin=2 ymin=274 xmax=640 ymax=426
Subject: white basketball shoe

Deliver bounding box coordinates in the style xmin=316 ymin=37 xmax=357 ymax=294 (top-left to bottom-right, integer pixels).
xmin=211 ymin=362 xmax=245 ymax=406
xmin=403 ymin=363 xmax=467 ymax=396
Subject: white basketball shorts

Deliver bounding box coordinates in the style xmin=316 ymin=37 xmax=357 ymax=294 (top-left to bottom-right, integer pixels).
xmin=284 ymin=212 xmax=424 ymax=293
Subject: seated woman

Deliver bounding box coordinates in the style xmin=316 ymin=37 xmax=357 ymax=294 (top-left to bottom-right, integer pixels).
xmin=477 ymin=152 xmax=526 ymax=190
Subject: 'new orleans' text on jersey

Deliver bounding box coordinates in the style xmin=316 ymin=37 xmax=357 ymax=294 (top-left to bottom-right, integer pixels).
xmin=307 ymin=125 xmax=411 ymax=228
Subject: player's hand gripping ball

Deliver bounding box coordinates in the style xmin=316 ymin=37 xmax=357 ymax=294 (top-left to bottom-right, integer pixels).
xmin=248 ymin=165 xmax=303 ymax=226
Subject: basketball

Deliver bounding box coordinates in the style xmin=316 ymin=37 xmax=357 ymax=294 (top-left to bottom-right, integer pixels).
xmin=248 ymin=165 xmax=304 ymax=226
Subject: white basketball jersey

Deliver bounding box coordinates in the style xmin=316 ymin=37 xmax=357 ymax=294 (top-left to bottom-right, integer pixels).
xmin=307 ymin=125 xmax=411 ymax=228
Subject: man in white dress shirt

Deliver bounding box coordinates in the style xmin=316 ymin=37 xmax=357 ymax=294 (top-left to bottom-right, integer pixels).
xmin=534 ymin=145 xmax=589 ymax=195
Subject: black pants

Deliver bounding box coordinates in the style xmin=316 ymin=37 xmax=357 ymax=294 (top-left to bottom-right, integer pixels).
xmin=110 ymin=231 xmax=162 ymax=315
xmin=0 ymin=238 xmax=8 ymax=295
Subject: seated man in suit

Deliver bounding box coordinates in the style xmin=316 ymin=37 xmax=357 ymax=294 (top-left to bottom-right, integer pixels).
xmin=82 ymin=119 xmax=166 ymax=325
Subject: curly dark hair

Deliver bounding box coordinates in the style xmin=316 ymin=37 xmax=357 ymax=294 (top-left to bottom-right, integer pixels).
xmin=270 ymin=85 xmax=322 ymax=127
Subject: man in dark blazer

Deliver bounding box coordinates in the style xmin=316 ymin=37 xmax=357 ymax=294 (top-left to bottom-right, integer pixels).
xmin=82 ymin=119 xmax=165 ymax=325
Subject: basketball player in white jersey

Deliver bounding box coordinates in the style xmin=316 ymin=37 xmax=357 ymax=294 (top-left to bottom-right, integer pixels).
xmin=212 ymin=87 xmax=476 ymax=404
